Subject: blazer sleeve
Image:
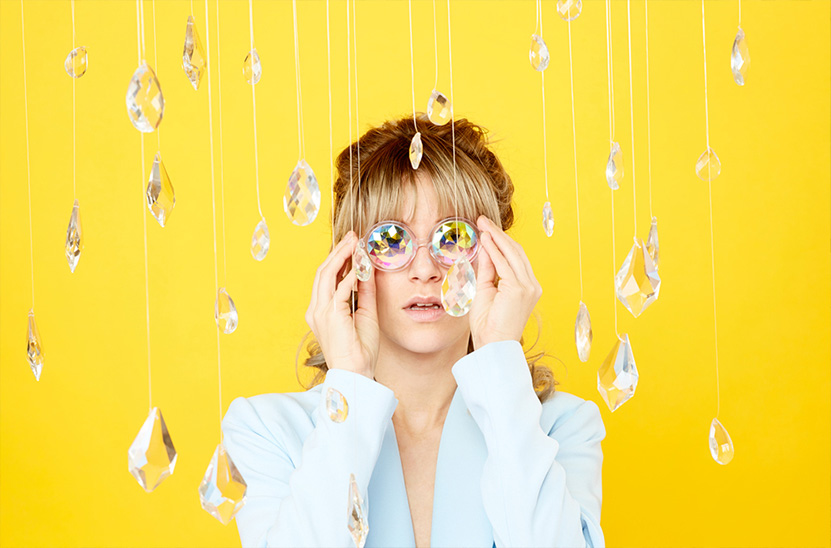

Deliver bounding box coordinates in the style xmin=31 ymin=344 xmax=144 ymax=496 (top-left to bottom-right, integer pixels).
xmin=451 ymin=339 xmax=606 ymax=548
xmin=221 ymin=370 xmax=398 ymax=548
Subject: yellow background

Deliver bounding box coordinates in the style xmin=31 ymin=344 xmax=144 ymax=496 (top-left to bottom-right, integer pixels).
xmin=1 ymin=0 xmax=829 ymax=546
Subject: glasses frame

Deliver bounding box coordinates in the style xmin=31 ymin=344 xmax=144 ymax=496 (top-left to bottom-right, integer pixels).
xmin=360 ymin=216 xmax=481 ymax=273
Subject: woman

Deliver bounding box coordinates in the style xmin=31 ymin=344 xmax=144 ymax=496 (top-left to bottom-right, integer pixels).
xmin=221 ymin=114 xmax=606 ymax=548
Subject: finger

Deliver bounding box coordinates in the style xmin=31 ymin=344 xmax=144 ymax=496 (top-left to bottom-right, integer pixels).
xmin=310 ymin=232 xmax=355 ymax=313
xmin=475 ymin=233 xmax=496 ymax=289
xmin=355 ymin=260 xmax=377 ymax=319
xmin=478 ymin=231 xmax=520 ymax=285
xmin=477 ymin=216 xmax=532 ymax=285
xmin=315 ymin=233 xmax=357 ymax=316
xmin=333 ymin=265 xmax=357 ymax=316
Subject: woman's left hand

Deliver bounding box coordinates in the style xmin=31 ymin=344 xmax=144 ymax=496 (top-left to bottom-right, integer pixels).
xmin=468 ymin=215 xmax=543 ymax=350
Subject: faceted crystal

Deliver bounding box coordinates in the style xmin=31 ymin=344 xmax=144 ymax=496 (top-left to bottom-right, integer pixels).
xmin=243 ymin=49 xmax=262 ymax=85
xmin=146 ymin=152 xmax=175 ymax=227
xmin=326 ymin=388 xmax=349 ymax=423
xmin=182 ymin=15 xmax=207 ymax=90
xmin=556 ymin=0 xmax=583 ymax=21
xmin=26 ymin=309 xmax=44 ymax=381
xmin=575 ymin=301 xmax=592 ymax=362
xmin=250 ymin=217 xmax=270 ymax=261
xmin=529 ymin=34 xmax=550 ymax=72
xmin=695 ymin=147 xmax=721 ymax=181
xmin=646 ymin=216 xmax=659 ymax=270
xmin=128 ymin=407 xmax=177 ymax=492
xmin=354 ymin=242 xmax=373 ymax=283
xmin=606 ymin=141 xmax=623 ymax=190
xmin=597 ymin=333 xmax=638 ymax=412
xmin=126 ymin=62 xmax=164 ymax=133
xmin=409 ymin=132 xmax=423 ymax=169
xmin=426 ymin=89 xmax=452 ymax=126
xmin=441 ymin=256 xmax=476 ymax=317
xmin=65 ymin=199 xmax=82 ymax=273
xmin=215 ymin=288 xmax=238 ymax=334
xmin=64 ymin=46 xmax=88 ymax=78
xmin=731 ymin=27 xmax=750 ymax=86
xmin=348 ymin=473 xmax=369 ymax=548
xmin=199 ymin=442 xmax=248 ymax=524
xmin=709 ymin=417 xmax=735 ymax=465
xmin=542 ymin=201 xmax=554 ymax=237
xmin=283 ymin=159 xmax=321 ymax=226
xmin=615 ymin=238 xmax=661 ymax=317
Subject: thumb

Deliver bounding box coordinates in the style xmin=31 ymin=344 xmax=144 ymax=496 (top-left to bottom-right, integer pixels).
xmin=356 ymin=263 xmax=377 ymax=319
xmin=476 ymin=233 xmax=496 ymax=291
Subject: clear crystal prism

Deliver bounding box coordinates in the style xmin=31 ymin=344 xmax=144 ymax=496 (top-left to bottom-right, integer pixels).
xmin=183 ymin=15 xmax=207 ymax=90
xmin=64 ymin=46 xmax=88 ymax=78
xmin=731 ymin=27 xmax=750 ymax=86
xmin=597 ymin=333 xmax=637 ymax=412
xmin=606 ymin=141 xmax=623 ymax=190
xmin=26 ymin=308 xmax=44 ymax=381
xmin=128 ymin=407 xmax=177 ymax=492
xmin=354 ymin=242 xmax=373 ymax=282
xmin=427 ymin=89 xmax=452 ymax=126
xmin=326 ymin=388 xmax=349 ymax=423
xmin=615 ymin=237 xmax=661 ymax=317
xmin=65 ymin=199 xmax=82 ymax=273
xmin=709 ymin=417 xmax=735 ymax=465
xmin=146 ymin=152 xmax=175 ymax=227
xmin=542 ymin=201 xmax=554 ymax=237
xmin=575 ymin=301 xmax=592 ymax=362
xmin=556 ymin=0 xmax=582 ymax=21
xmin=441 ymin=256 xmax=476 ymax=317
xmin=348 ymin=473 xmax=369 ymax=548
xmin=646 ymin=216 xmax=659 ymax=270
xmin=529 ymin=34 xmax=550 ymax=71
xmin=409 ymin=132 xmax=423 ymax=169
xmin=283 ymin=159 xmax=321 ymax=226
xmin=215 ymin=288 xmax=238 ymax=334
xmin=126 ymin=62 xmax=164 ymax=133
xmin=243 ymin=49 xmax=262 ymax=85
xmin=199 ymin=442 xmax=248 ymax=524
xmin=251 ymin=217 xmax=270 ymax=261
xmin=695 ymin=147 xmax=721 ymax=181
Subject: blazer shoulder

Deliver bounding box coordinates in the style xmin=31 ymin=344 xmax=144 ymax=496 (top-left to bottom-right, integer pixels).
xmin=539 ymin=390 xmax=606 ymax=442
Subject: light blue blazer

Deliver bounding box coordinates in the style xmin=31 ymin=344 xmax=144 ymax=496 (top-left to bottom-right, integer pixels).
xmin=221 ymin=340 xmax=606 ymax=548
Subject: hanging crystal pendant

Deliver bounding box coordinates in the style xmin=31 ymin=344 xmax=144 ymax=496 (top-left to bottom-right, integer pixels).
xmin=575 ymin=301 xmax=592 ymax=362
xmin=646 ymin=216 xmax=659 ymax=270
xmin=283 ymin=159 xmax=321 ymax=226
xmin=606 ymin=141 xmax=623 ymax=190
xmin=64 ymin=46 xmax=88 ymax=78
xmin=65 ymin=199 xmax=82 ymax=273
xmin=128 ymin=407 xmax=177 ymax=492
xmin=26 ymin=309 xmax=44 ymax=381
xmin=199 ymin=442 xmax=248 ymax=524
xmin=615 ymin=237 xmax=661 ymax=317
xmin=426 ymin=89 xmax=452 ymax=126
xmin=182 ymin=15 xmax=207 ymax=90
xmin=556 ymin=0 xmax=583 ymax=21
xmin=709 ymin=417 xmax=735 ymax=465
xmin=126 ymin=62 xmax=164 ymax=133
xmin=441 ymin=256 xmax=476 ymax=317
xmin=597 ymin=333 xmax=637 ymax=412
xmin=215 ymin=288 xmax=238 ymax=334
xmin=348 ymin=473 xmax=369 ymax=548
xmin=409 ymin=132 xmax=423 ymax=169
xmin=243 ymin=49 xmax=262 ymax=85
xmin=326 ymin=388 xmax=349 ymax=423
xmin=354 ymin=241 xmax=373 ymax=283
xmin=250 ymin=217 xmax=270 ymax=261
xmin=695 ymin=147 xmax=721 ymax=181
xmin=529 ymin=34 xmax=550 ymax=71
xmin=542 ymin=201 xmax=554 ymax=237
xmin=731 ymin=27 xmax=750 ymax=86
xmin=146 ymin=152 xmax=175 ymax=227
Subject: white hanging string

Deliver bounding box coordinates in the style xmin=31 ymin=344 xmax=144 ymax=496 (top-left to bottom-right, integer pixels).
xmin=539 ymin=0 xmax=549 ymax=203
xmin=448 ymin=0 xmax=457 ymax=220
xmin=738 ymin=0 xmax=742 ymax=26
xmin=326 ymin=0 xmax=334 ymax=251
xmin=626 ymin=0 xmax=637 ymax=238
xmin=292 ymin=0 xmax=306 ymax=161
xmin=71 ymin=0 xmax=76 ymax=200
xmin=408 ymin=0 xmax=417 ymax=132
xmin=645 ymin=0 xmax=653 ymax=219
xmin=152 ymin=0 xmax=161 ymax=151
xmin=432 ymin=0 xmax=439 ymax=90
xmin=190 ymin=0 xmax=194 ymax=17
xmin=567 ymin=19 xmax=583 ymax=301
xmin=21 ymin=0 xmax=35 ymax=309
xmin=249 ymin=0 xmax=263 ymax=220
xmin=605 ymin=0 xmax=619 ymax=337
xmin=534 ymin=0 xmax=540 ymax=35
xmin=139 ymin=0 xmax=146 ymax=61
xmin=216 ymin=0 xmax=228 ymax=287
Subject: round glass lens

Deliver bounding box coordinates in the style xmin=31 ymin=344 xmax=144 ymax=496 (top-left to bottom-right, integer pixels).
xmin=366 ymin=223 xmax=413 ymax=269
xmin=432 ymin=220 xmax=478 ymax=266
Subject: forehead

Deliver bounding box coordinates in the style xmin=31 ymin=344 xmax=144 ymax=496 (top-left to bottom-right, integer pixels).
xmin=395 ymin=175 xmax=451 ymax=225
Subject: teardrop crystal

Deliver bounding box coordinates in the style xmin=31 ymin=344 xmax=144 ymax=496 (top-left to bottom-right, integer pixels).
xmin=215 ymin=288 xmax=238 ymax=334
xmin=597 ymin=333 xmax=637 ymax=412
xmin=128 ymin=407 xmax=177 ymax=492
xmin=126 ymin=62 xmax=164 ymax=133
xmin=348 ymin=473 xmax=369 ymax=548
xmin=575 ymin=301 xmax=592 ymax=362
xmin=409 ymin=132 xmax=423 ymax=169
xmin=243 ymin=48 xmax=262 ymax=85
xmin=283 ymin=159 xmax=321 ymax=226
xmin=64 ymin=46 xmax=88 ymax=78
xmin=556 ymin=0 xmax=583 ymax=21
xmin=65 ymin=199 xmax=82 ymax=273
xmin=606 ymin=141 xmax=623 ymax=190
xmin=709 ymin=417 xmax=735 ymax=465
xmin=731 ymin=27 xmax=750 ymax=86
xmin=354 ymin=241 xmax=374 ymax=282
xmin=182 ymin=15 xmax=207 ymax=90
xmin=326 ymin=388 xmax=349 ymax=423
xmin=529 ymin=34 xmax=550 ymax=71
xmin=251 ymin=217 xmax=270 ymax=261
xmin=426 ymin=89 xmax=452 ymax=126
xmin=542 ymin=201 xmax=554 ymax=237
xmin=646 ymin=216 xmax=659 ymax=270
xmin=26 ymin=309 xmax=44 ymax=381
xmin=199 ymin=442 xmax=248 ymax=524
xmin=695 ymin=147 xmax=721 ymax=181
xmin=146 ymin=152 xmax=175 ymax=227
xmin=615 ymin=237 xmax=661 ymax=317
xmin=441 ymin=256 xmax=476 ymax=317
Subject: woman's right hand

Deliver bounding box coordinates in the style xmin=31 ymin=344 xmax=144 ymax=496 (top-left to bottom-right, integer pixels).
xmin=305 ymin=231 xmax=380 ymax=379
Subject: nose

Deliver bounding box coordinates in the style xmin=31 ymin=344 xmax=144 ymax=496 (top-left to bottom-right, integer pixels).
xmin=408 ymin=242 xmax=442 ymax=282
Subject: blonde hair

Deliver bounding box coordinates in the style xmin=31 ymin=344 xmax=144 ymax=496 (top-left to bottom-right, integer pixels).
xmin=295 ymin=113 xmax=559 ymax=402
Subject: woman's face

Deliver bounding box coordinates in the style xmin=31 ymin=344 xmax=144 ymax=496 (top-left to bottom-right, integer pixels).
xmin=372 ymin=174 xmax=479 ymax=356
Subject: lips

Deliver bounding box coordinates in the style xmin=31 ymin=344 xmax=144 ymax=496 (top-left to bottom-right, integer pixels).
xmin=403 ymin=295 xmax=442 ymax=309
